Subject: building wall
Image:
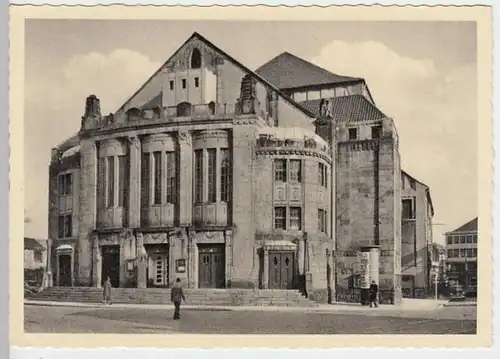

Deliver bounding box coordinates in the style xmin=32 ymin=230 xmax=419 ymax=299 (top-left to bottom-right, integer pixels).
xmin=445 ymin=230 xmax=478 ymax=294
xmin=24 ymin=249 xmax=47 ymax=270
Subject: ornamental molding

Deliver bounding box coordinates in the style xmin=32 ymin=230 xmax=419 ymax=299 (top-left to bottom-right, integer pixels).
xmin=255 ymin=148 xmax=332 ymax=164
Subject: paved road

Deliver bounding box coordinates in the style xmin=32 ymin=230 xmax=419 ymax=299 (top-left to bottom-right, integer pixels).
xmin=24 ymin=304 xmax=476 ymax=334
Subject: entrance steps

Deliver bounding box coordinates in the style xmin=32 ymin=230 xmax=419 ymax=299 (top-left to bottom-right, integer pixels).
xmin=25 ymin=287 xmax=318 ymax=307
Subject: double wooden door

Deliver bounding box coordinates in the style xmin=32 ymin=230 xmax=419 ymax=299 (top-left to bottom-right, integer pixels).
xmin=268 ymin=251 xmax=295 ymax=289
xmin=198 ymin=245 xmax=225 ymax=288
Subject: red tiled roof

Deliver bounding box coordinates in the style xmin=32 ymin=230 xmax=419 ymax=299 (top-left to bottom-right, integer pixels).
xmin=451 ymin=218 xmax=478 ymax=233
xmin=299 ymin=95 xmax=386 ymax=123
xmin=256 ymin=52 xmax=361 ymax=90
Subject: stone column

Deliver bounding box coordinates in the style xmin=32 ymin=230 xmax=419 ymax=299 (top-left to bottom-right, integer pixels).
xmin=128 ymin=136 xmax=141 ymax=228
xmin=263 ymin=249 xmax=269 ymax=289
xmin=92 ymin=233 xmax=102 ymax=287
xmin=177 ymin=131 xmax=193 ymax=226
xmin=136 ymin=232 xmax=147 ymax=288
xmin=224 ymin=229 xmax=233 ymax=287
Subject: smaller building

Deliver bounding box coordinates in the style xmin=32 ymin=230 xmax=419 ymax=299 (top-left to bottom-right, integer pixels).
xmin=445 ymin=217 xmax=478 ymax=297
xmin=24 ymin=237 xmax=47 ymax=286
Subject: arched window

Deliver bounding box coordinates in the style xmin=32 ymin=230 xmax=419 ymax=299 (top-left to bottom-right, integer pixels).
xmin=190 ymin=48 xmax=202 ymax=69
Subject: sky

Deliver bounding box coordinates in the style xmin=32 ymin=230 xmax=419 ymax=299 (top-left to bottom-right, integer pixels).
xmin=23 ymin=20 xmax=478 ymax=243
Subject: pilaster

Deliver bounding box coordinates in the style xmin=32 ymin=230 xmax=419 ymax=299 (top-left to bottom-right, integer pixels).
xmin=263 ymin=249 xmax=269 ymax=289
xmin=136 ymin=232 xmax=147 ymax=288
xmin=224 ymin=229 xmax=233 ymax=286
xmin=187 ymin=229 xmax=196 ymax=288
xmin=178 ymin=131 xmax=193 ymax=226
xmin=128 ymin=136 xmax=141 ymax=228
xmin=91 ymin=233 xmax=102 ymax=287
xmin=119 ymin=232 xmax=126 ymax=287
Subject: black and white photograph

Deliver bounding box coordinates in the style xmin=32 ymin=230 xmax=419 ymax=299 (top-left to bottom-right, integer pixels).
xmin=10 ymin=4 xmax=492 ymax=348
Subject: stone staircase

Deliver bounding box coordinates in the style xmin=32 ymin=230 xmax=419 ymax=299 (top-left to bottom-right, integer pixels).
xmin=25 ymin=287 xmax=318 ymax=307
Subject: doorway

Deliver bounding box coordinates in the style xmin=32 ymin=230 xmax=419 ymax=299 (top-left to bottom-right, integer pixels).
xmin=58 ymin=254 xmax=72 ymax=287
xmin=268 ymin=251 xmax=295 ymax=289
xmin=198 ymin=244 xmax=225 ymax=288
xmin=101 ymin=245 xmax=120 ymax=287
xmin=151 ymin=254 xmax=169 ymax=287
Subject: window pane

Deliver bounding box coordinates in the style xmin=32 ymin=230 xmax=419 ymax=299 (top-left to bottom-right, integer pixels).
xmin=447 ymin=249 xmax=453 ymax=258
xmin=194 ymin=150 xmax=203 ymax=203
xmin=118 ymin=155 xmax=127 ymax=207
xmin=153 ymin=152 xmax=162 ymax=205
xmin=348 ymin=128 xmax=357 ymax=140
xmin=207 ymin=149 xmax=217 ymax=203
xmin=141 ymin=153 xmax=150 ymax=206
xmin=289 ymin=207 xmax=301 ymax=230
xmin=472 ymin=248 xmax=477 ymax=257
xmin=402 ymin=199 xmax=414 ymax=219
xmin=467 ymin=235 xmax=473 ymax=243
xmin=275 ymin=159 xmax=287 ymax=182
xmin=107 ymin=157 xmax=115 ymax=207
xmin=453 ymin=249 xmax=459 ymax=257
xmin=289 ymin=160 xmax=301 ymax=182
xmin=166 ymin=151 xmax=176 ymax=204
xmin=460 ymin=248 xmax=466 ymax=257
xmin=274 ymin=207 xmax=286 ymax=229
xmin=65 ymin=215 xmax=72 ymax=237
xmin=58 ymin=216 xmax=65 ymax=238
xmin=467 ymin=248 xmax=473 ymax=257
xmin=318 ymin=163 xmax=323 ymax=186
xmin=220 ymin=149 xmax=231 ymax=202
xmin=447 ymin=237 xmax=453 ymax=244
xmin=459 ymin=235 xmax=466 ymax=244
xmin=453 ymin=236 xmax=459 ymax=244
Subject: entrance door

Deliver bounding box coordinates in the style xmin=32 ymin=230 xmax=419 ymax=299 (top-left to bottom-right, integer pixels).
xmin=268 ymin=251 xmax=295 ymax=289
xmin=198 ymin=245 xmax=225 ymax=288
xmin=152 ymin=254 xmax=169 ymax=287
xmin=101 ymin=246 xmax=120 ymax=287
xmin=58 ymin=254 xmax=72 ymax=287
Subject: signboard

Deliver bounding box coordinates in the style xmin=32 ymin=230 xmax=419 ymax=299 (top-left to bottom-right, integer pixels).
xmin=176 ymin=259 xmax=186 ymax=273
xmin=358 ymin=252 xmax=370 ymax=289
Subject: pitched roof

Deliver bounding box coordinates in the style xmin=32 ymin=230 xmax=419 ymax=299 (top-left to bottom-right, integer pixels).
xmin=56 ymin=133 xmax=79 ymax=151
xmin=255 ymin=52 xmax=361 ymax=90
xmin=24 ymin=237 xmax=47 ymax=251
xmin=401 ymin=170 xmax=435 ymax=216
xmin=116 ymin=32 xmax=315 ymax=119
xmin=140 ymin=92 xmax=163 ymax=110
xmin=451 ymin=218 xmax=478 ymax=233
xmin=300 ymin=95 xmax=386 ymax=123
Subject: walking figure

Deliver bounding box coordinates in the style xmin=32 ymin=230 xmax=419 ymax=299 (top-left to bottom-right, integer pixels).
xmin=369 ymin=280 xmax=378 ymax=308
xmin=103 ymin=276 xmax=112 ymax=305
xmin=171 ymin=278 xmax=186 ymax=320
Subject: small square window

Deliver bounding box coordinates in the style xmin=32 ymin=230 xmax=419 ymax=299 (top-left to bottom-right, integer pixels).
xmin=194 ymin=77 xmax=200 ymax=88
xmin=182 ymin=79 xmax=187 ymax=89
xmin=348 ymin=128 xmax=358 ymax=140
xmin=169 ymin=80 xmax=174 ymax=91
xmin=371 ymin=126 xmax=381 ymax=139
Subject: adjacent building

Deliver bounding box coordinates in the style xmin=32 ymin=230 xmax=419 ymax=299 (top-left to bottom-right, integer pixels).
xmin=445 ymin=217 xmax=478 ymax=296
xmin=24 ymin=237 xmax=47 ymax=286
xmin=46 ymin=32 xmax=434 ymax=304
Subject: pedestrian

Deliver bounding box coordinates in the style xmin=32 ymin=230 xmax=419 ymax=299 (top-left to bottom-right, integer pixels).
xmin=369 ymin=280 xmax=378 ymax=308
xmin=171 ymin=278 xmax=186 ymax=320
xmin=103 ymin=276 xmax=112 ymax=305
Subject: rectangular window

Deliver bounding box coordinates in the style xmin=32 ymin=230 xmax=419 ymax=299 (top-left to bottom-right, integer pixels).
xmin=460 ymin=248 xmax=466 ymax=258
xmin=118 ymin=155 xmax=127 ymax=207
xmin=169 ymin=80 xmax=174 ymax=91
xmin=402 ymin=198 xmax=415 ymax=219
xmin=473 ymin=235 xmax=478 ymax=243
xmin=453 ymin=236 xmax=460 ymax=244
xmin=274 ymin=207 xmax=286 ymax=229
xmin=207 ymin=149 xmax=217 ymax=203
xmin=472 ymin=248 xmax=477 ymax=257
xmin=467 ymin=235 xmax=473 ymax=243
xmin=348 ymin=128 xmax=358 ymax=140
xmin=318 ymin=163 xmax=328 ymax=187
xmin=447 ymin=236 xmax=453 ymax=245
xmin=106 ymin=157 xmax=115 ymax=207
xmin=289 ymin=207 xmax=302 ymax=230
xmin=220 ymin=148 xmax=232 ymax=202
xmin=141 ymin=153 xmax=151 ymax=206
xmin=453 ymin=249 xmax=459 ymax=257
xmin=447 ymin=249 xmax=453 ymax=258
xmin=275 ymin=159 xmax=287 ymax=182
xmin=153 ymin=151 xmax=162 ymax=205
xmin=371 ymin=126 xmax=381 ymax=139
xmin=58 ymin=216 xmax=65 ymax=238
xmin=194 ymin=77 xmax=200 ymax=87
xmin=166 ymin=151 xmax=176 ymax=204
xmin=468 ymin=262 xmax=477 ymax=270
xmin=194 ymin=150 xmax=203 ymax=203
xmin=467 ymin=248 xmax=473 ymax=257
xmin=289 ymin=160 xmax=302 ymax=183
xmin=318 ymin=209 xmax=328 ymax=234
xmin=58 ymin=173 xmax=73 ymax=196
xmin=58 ymin=214 xmax=72 ymax=238
xmin=459 ymin=235 xmax=466 ymax=244
xmin=182 ymin=79 xmax=187 ymax=89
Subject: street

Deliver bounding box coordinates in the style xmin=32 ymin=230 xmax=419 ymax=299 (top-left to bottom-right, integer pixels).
xmin=24 ymin=304 xmax=476 ymax=335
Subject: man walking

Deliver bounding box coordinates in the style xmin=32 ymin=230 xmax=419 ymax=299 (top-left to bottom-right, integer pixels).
xmin=369 ymin=280 xmax=378 ymax=308
xmin=171 ymin=278 xmax=186 ymax=320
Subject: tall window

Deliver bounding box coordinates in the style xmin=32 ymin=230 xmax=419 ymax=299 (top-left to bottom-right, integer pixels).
xmin=402 ymin=198 xmax=415 ymax=220
xmin=289 ymin=207 xmax=302 ymax=230
xmin=447 ymin=236 xmax=453 ymax=245
xmin=194 ymin=77 xmax=200 ymax=88
xmin=318 ymin=163 xmax=328 ymax=187
xmin=318 ymin=209 xmax=328 ymax=234
xmin=106 ymin=157 xmax=115 ymax=207
xmin=289 ymin=160 xmax=302 ymax=183
xmin=58 ymin=214 xmax=72 ymax=238
xmin=58 ymin=173 xmax=73 ymax=196
xmin=166 ymin=151 xmax=176 ymax=204
xmin=194 ymin=150 xmax=203 ymax=203
xmin=169 ymin=80 xmax=174 ymax=91
xmin=467 ymin=248 xmax=473 ymax=257
xmin=447 ymin=249 xmax=453 ymax=258
xmin=118 ymin=155 xmax=127 ymax=207
xmin=152 ymin=151 xmax=162 ymax=205
xmin=453 ymin=249 xmax=459 ymax=257
xmin=472 ymin=248 xmax=477 ymax=257
xmin=207 ymin=149 xmax=217 ymax=203
xmin=141 ymin=153 xmax=151 ymax=205
xmin=274 ymin=207 xmax=286 ymax=229
xmin=220 ymin=148 xmax=232 ymax=202
xmin=191 ymin=48 xmax=202 ymax=69
xmin=275 ymin=159 xmax=287 ymax=182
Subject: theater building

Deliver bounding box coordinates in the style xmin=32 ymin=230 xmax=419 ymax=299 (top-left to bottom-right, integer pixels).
xmin=47 ymin=32 xmax=434 ymax=304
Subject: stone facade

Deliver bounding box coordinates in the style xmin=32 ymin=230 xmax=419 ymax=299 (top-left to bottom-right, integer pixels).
xmin=46 ymin=32 xmax=433 ymax=304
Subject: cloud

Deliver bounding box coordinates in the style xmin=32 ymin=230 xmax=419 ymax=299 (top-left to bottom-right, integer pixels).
xmin=312 ymin=41 xmax=478 ymax=240
xmin=24 ymin=49 xmax=160 ymax=237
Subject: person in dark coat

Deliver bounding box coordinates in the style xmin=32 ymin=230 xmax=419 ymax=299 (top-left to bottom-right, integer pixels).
xmin=171 ymin=278 xmax=186 ymax=320
xmin=103 ymin=276 xmax=112 ymax=305
xmin=369 ymin=280 xmax=378 ymax=308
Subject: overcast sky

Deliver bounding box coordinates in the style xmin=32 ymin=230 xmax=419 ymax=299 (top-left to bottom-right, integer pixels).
xmin=24 ymin=20 xmax=478 ymax=243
